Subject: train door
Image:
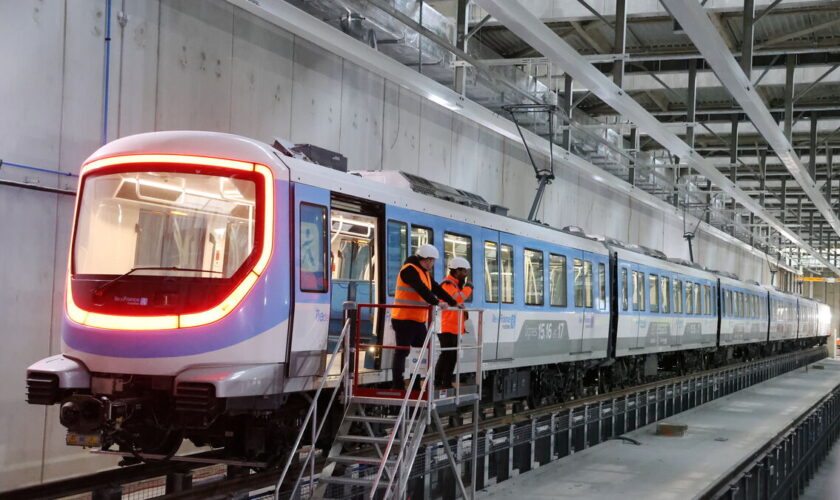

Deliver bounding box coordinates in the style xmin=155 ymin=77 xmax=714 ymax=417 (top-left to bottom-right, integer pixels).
xmin=495 ymin=232 xmax=519 ymax=361
xmin=614 ymin=260 xmax=637 ymax=354
xmin=569 ymin=249 xmax=587 ymax=354
xmin=328 ymin=196 xmax=380 ymax=373
xmin=481 ymin=229 xmax=502 ymax=360
xmin=289 ymin=184 xmax=331 ymax=378
xmin=580 ymin=251 xmax=606 ymax=354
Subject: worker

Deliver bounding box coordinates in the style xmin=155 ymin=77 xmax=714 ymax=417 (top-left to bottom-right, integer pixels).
xmin=436 ymin=257 xmax=473 ymax=390
xmin=391 ymin=244 xmax=460 ymax=390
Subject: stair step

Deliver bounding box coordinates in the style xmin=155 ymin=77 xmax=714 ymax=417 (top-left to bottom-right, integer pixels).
xmin=319 ymin=476 xmax=387 ymax=488
xmin=346 ymin=415 xmax=399 ymax=424
xmin=330 ymin=454 xmax=397 ymax=466
xmin=336 ymin=434 xmax=402 ymax=445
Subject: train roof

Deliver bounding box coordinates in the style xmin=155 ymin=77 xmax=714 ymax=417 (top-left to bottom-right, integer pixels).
xmin=88 ymin=132 xmax=806 ymax=297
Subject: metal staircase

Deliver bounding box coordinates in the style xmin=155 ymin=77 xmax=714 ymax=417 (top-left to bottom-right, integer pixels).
xmin=274 ymin=304 xmax=483 ymax=500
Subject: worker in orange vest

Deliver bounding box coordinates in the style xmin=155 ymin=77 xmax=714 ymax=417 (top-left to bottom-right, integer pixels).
xmin=391 ymin=244 xmax=460 ymax=390
xmin=435 ymin=257 xmax=473 ymax=389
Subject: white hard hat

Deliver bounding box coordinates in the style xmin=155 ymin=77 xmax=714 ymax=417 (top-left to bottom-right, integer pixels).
xmin=415 ymin=244 xmax=440 ymax=259
xmin=448 ymin=257 xmax=471 ymax=270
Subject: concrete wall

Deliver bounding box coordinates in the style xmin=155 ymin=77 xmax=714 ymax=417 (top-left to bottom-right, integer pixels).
xmin=0 ymin=0 xmax=785 ymax=488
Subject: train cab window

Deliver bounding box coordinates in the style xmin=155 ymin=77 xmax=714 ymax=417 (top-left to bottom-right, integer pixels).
xmin=598 ymin=263 xmax=606 ymax=309
xmin=649 ymin=274 xmax=659 ymax=313
xmin=524 ymin=249 xmax=544 ymax=305
xmin=630 ymin=271 xmax=639 ymax=311
xmin=704 ymin=285 xmax=712 ymax=315
xmin=387 ymin=220 xmax=408 ymax=296
xmin=635 ymin=271 xmax=645 ymax=311
xmin=500 ymin=244 xmax=514 ymax=304
xmin=660 ymin=275 xmax=670 ymax=313
xmin=693 ymin=284 xmax=701 ymax=315
xmin=673 ymin=279 xmax=683 ymax=314
xmin=299 ymin=203 xmax=328 ymax=292
xmin=444 ymin=232 xmax=472 ymax=293
xmin=549 ymin=254 xmax=568 ymax=307
xmin=410 ymin=226 xmax=433 ymax=255
xmin=685 ymin=282 xmax=694 ymax=315
xmin=621 ymin=268 xmax=629 ymax=311
xmin=484 ymin=241 xmax=498 ymax=303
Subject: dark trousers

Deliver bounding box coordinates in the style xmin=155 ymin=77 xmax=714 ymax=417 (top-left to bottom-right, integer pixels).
xmin=391 ymin=319 xmax=427 ymax=388
xmin=434 ymin=333 xmax=459 ymax=388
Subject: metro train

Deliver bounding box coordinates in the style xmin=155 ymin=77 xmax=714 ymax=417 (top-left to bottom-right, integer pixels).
xmin=25 ymin=131 xmax=830 ymax=461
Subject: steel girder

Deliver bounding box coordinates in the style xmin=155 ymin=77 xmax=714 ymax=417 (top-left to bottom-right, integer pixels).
xmin=223 ymin=0 xmax=796 ymax=272
xmin=476 ymin=0 xmax=838 ymax=275
xmin=662 ymin=0 xmax=840 ymax=272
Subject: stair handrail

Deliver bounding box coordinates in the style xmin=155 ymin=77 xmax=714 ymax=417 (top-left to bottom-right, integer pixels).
xmin=371 ymin=306 xmax=440 ymax=498
xmin=273 ymin=313 xmax=354 ymax=500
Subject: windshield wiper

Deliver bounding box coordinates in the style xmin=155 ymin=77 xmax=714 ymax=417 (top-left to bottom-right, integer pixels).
xmin=91 ymin=266 xmax=223 ymax=298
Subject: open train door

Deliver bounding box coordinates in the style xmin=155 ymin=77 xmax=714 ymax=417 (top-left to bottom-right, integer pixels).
xmin=328 ymin=194 xmax=383 ymax=374
xmin=289 ymin=183 xmax=332 ymax=378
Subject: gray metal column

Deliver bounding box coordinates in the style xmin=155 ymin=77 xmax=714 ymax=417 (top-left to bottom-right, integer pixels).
xmin=781 ymin=178 xmax=788 ymax=222
xmin=810 ymin=112 xmax=819 ymax=181
xmin=613 ymin=0 xmax=627 ymax=87
xmin=563 ymin=75 xmax=573 ymax=150
xmin=454 ymin=0 xmax=468 ymax=94
xmin=785 ymin=55 xmax=795 ymax=141
xmin=759 ymin=150 xmax=767 ymax=208
xmin=828 ymin=146 xmax=834 ymax=207
xmin=741 ymin=0 xmax=755 ymax=79
xmin=629 ymin=126 xmax=638 ymax=186
xmin=685 ymin=59 xmax=698 ymax=183
xmin=729 ymin=115 xmax=739 ymax=227
xmin=686 ymin=60 xmax=698 ymax=149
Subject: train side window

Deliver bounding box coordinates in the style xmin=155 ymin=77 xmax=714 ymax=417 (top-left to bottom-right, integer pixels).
xmin=524 ymin=249 xmax=544 ymax=305
xmin=685 ymin=282 xmax=694 ymax=315
xmin=387 ymin=220 xmax=408 ymax=296
xmin=693 ymin=283 xmax=700 ymax=315
xmin=704 ymin=285 xmax=712 ymax=315
xmin=598 ymin=262 xmax=606 ymax=310
xmin=726 ymin=290 xmax=732 ymax=317
xmin=630 ymin=270 xmax=639 ymax=311
xmin=649 ymin=274 xmax=659 ymax=313
xmin=549 ymin=254 xmax=568 ymax=307
xmin=584 ymin=261 xmax=594 ymax=308
xmin=299 ymin=203 xmax=329 ymax=292
xmin=500 ymin=244 xmax=514 ymax=304
xmin=484 ymin=241 xmax=498 ymax=303
xmin=660 ymin=275 xmax=670 ymax=313
xmin=621 ymin=268 xmax=629 ymax=311
xmin=410 ymin=226 xmax=433 ymax=255
xmin=444 ymin=232 xmax=472 ymax=296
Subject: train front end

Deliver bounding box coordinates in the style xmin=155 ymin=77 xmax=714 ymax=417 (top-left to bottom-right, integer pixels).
xmin=25 ymin=132 xmax=291 ymax=458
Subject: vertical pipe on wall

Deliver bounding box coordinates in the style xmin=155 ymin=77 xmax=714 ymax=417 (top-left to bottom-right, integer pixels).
xmin=101 ymin=0 xmax=113 ymax=145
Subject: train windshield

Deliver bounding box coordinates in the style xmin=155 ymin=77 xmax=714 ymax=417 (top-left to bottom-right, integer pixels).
xmin=71 ymin=168 xmax=261 ymax=315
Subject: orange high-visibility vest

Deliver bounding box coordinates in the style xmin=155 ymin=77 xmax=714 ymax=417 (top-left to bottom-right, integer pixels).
xmin=440 ymin=277 xmax=472 ymax=334
xmin=392 ymin=263 xmax=432 ymax=322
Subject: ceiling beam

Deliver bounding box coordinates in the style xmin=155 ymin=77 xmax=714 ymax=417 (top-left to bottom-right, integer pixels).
xmin=662 ymin=0 xmax=840 ymax=272
xmin=475 ymin=0 xmax=839 ymax=275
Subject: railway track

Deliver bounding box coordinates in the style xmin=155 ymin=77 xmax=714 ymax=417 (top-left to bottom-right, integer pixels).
xmin=3 ymin=347 xmax=825 ymax=500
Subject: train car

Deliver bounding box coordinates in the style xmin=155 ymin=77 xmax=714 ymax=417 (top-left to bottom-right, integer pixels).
xmin=24 ymin=131 xmax=829 ymax=461
xmin=718 ymin=276 xmax=769 ymax=348
xmin=609 ymin=244 xmax=718 ymax=360
xmin=769 ymin=289 xmax=798 ymax=342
